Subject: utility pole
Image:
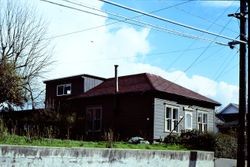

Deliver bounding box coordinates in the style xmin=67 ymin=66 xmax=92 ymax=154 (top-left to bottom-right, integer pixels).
xmin=247 ymin=2 xmax=250 ymax=166
xmin=237 ymin=0 xmax=247 ymax=166
xmin=228 ymin=1 xmax=247 ymax=166
xmin=247 ymin=1 xmax=249 ymax=165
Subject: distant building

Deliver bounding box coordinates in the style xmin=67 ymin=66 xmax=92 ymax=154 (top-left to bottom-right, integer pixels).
xmin=216 ymin=103 xmax=239 ymax=132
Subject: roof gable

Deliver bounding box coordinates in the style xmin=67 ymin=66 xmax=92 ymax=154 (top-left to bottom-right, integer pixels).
xmin=78 ymin=73 xmax=152 ymax=97
xmin=146 ymin=73 xmax=220 ymax=105
xmin=218 ymin=103 xmax=239 ymax=115
xmin=73 ymin=73 xmax=220 ymax=106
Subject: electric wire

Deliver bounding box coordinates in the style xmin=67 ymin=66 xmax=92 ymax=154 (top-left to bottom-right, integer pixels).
xmin=213 ymin=51 xmax=238 ymax=81
xmin=41 ymin=0 xmax=229 ymax=46
xmin=181 ymin=13 xmax=234 ymax=74
xmin=40 ymin=0 xmax=241 ymax=100
xmin=42 ymin=0 xmax=238 ymax=78
xmin=98 ymin=0 xmax=247 ymax=44
xmin=79 ymin=45 xmax=220 ymax=63
xmin=167 ymin=3 xmax=236 ymax=69
xmin=152 ymin=4 xmax=238 ymax=93
xmin=203 ymin=50 xmax=238 ymax=96
xmin=174 ymin=6 xmax=239 ymax=34
xmin=194 ymin=7 xmax=239 ymax=64
xmin=43 ymin=0 xmax=194 ymax=39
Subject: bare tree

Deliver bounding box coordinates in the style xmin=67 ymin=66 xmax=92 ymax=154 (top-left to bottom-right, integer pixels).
xmin=0 ymin=1 xmax=52 ymax=110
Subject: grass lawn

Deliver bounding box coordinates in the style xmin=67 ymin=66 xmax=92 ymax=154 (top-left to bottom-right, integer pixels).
xmin=0 ymin=134 xmax=187 ymax=150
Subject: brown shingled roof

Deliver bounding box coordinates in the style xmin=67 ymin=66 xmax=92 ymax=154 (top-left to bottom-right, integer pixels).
xmin=73 ymin=73 xmax=220 ymax=106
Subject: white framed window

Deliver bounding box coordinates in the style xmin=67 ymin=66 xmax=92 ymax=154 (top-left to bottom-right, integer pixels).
xmin=198 ymin=112 xmax=208 ymax=132
xmin=86 ymin=106 xmax=102 ymax=132
xmin=185 ymin=111 xmax=193 ymax=130
xmin=57 ymin=84 xmax=71 ymax=96
xmin=165 ymin=105 xmax=179 ymax=132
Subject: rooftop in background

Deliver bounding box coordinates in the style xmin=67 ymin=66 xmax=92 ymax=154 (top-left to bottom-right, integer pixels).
xmin=217 ymin=103 xmax=239 ymax=115
xmin=73 ymin=73 xmax=220 ymax=106
xmin=43 ymin=74 xmax=106 ymax=83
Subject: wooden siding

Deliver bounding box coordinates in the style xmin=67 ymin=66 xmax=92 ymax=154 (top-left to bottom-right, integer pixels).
xmin=45 ymin=77 xmax=84 ymax=110
xmin=71 ymin=93 xmax=154 ymax=141
xmin=83 ymin=76 xmax=103 ymax=92
xmin=153 ymin=98 xmax=215 ymax=140
xmin=153 ymin=98 xmax=184 ymax=140
xmin=45 ymin=76 xmax=103 ymax=110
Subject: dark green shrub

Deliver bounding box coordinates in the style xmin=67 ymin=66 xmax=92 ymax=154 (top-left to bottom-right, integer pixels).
xmin=215 ymin=133 xmax=237 ymax=159
xmin=180 ymin=130 xmax=215 ymax=151
xmin=164 ymin=134 xmax=180 ymax=144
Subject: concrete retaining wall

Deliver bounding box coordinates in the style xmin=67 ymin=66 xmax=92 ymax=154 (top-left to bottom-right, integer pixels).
xmin=214 ymin=158 xmax=248 ymax=167
xmin=0 ymin=145 xmax=214 ymax=167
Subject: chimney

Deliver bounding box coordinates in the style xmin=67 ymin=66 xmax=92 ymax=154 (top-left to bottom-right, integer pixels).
xmin=114 ymin=65 xmax=119 ymax=93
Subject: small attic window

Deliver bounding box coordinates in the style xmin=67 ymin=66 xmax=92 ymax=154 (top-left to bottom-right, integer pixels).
xmin=57 ymin=84 xmax=71 ymax=96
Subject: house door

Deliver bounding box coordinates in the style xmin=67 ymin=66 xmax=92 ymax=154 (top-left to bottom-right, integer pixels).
xmin=185 ymin=111 xmax=193 ymax=130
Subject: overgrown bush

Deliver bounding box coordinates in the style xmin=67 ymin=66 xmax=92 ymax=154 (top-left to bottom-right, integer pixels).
xmin=164 ymin=130 xmax=216 ymax=151
xmin=163 ymin=130 xmax=237 ymax=158
xmin=0 ymin=118 xmax=8 ymax=138
xmin=180 ymin=130 xmax=215 ymax=151
xmin=164 ymin=134 xmax=180 ymax=144
xmin=104 ymin=129 xmax=114 ymax=148
xmin=215 ymin=133 xmax=237 ymax=159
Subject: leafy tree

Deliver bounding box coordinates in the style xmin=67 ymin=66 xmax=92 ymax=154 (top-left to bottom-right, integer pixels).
xmin=0 ymin=1 xmax=52 ymax=110
xmin=0 ymin=60 xmax=25 ymax=106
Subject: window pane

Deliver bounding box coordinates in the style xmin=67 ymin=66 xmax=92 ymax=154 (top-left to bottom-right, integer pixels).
xmin=167 ymin=119 xmax=171 ymax=131
xmin=94 ymin=120 xmax=100 ymax=130
xmin=86 ymin=107 xmax=102 ymax=131
xmin=95 ymin=109 xmax=101 ymax=119
xmin=166 ymin=107 xmax=171 ymax=118
xmin=173 ymin=108 xmax=178 ymax=119
xmin=173 ymin=120 xmax=178 ymax=131
xmin=198 ymin=113 xmax=202 ymax=123
xmin=185 ymin=114 xmax=192 ymax=129
xmin=57 ymin=86 xmax=64 ymax=95
xmin=204 ymin=124 xmax=208 ymax=132
xmin=203 ymin=113 xmax=207 ymax=123
xmin=86 ymin=111 xmax=92 ymax=130
xmin=198 ymin=123 xmax=202 ymax=133
xmin=64 ymin=85 xmax=71 ymax=95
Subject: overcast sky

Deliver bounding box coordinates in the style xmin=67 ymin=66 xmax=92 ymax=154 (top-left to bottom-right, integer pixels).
xmin=24 ymin=0 xmax=244 ymax=108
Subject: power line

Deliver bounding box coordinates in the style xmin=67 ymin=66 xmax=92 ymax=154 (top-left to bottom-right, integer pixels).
xmin=183 ymin=7 xmax=236 ymax=73
xmin=191 ymin=5 xmax=238 ymax=64
xmin=42 ymin=0 xmax=237 ymax=89
xmin=41 ymin=0 xmax=229 ymax=46
xmin=153 ymin=4 xmax=238 ymax=93
xmin=75 ymin=45 xmax=220 ymax=63
xmin=213 ymin=51 xmax=238 ymax=81
xmin=43 ymin=0 xmax=193 ymax=39
xmin=174 ymin=5 xmax=239 ymax=34
xmin=42 ymin=0 xmax=237 ymax=68
xmin=202 ymin=50 xmax=238 ymax=99
xmin=98 ymin=0 xmax=247 ymax=44
xmin=167 ymin=3 xmax=235 ymax=70
xmin=62 ymin=0 xmax=194 ymax=15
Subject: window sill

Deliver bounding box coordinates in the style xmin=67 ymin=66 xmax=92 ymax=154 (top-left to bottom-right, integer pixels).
xmin=164 ymin=130 xmax=179 ymax=133
xmin=57 ymin=94 xmax=71 ymax=97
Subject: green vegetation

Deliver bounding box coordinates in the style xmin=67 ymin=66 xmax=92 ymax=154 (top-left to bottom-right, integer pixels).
xmin=0 ymin=134 xmax=186 ymax=150
xmin=0 ymin=118 xmax=185 ymax=150
xmin=163 ymin=130 xmax=238 ymax=158
xmin=215 ymin=133 xmax=237 ymax=159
